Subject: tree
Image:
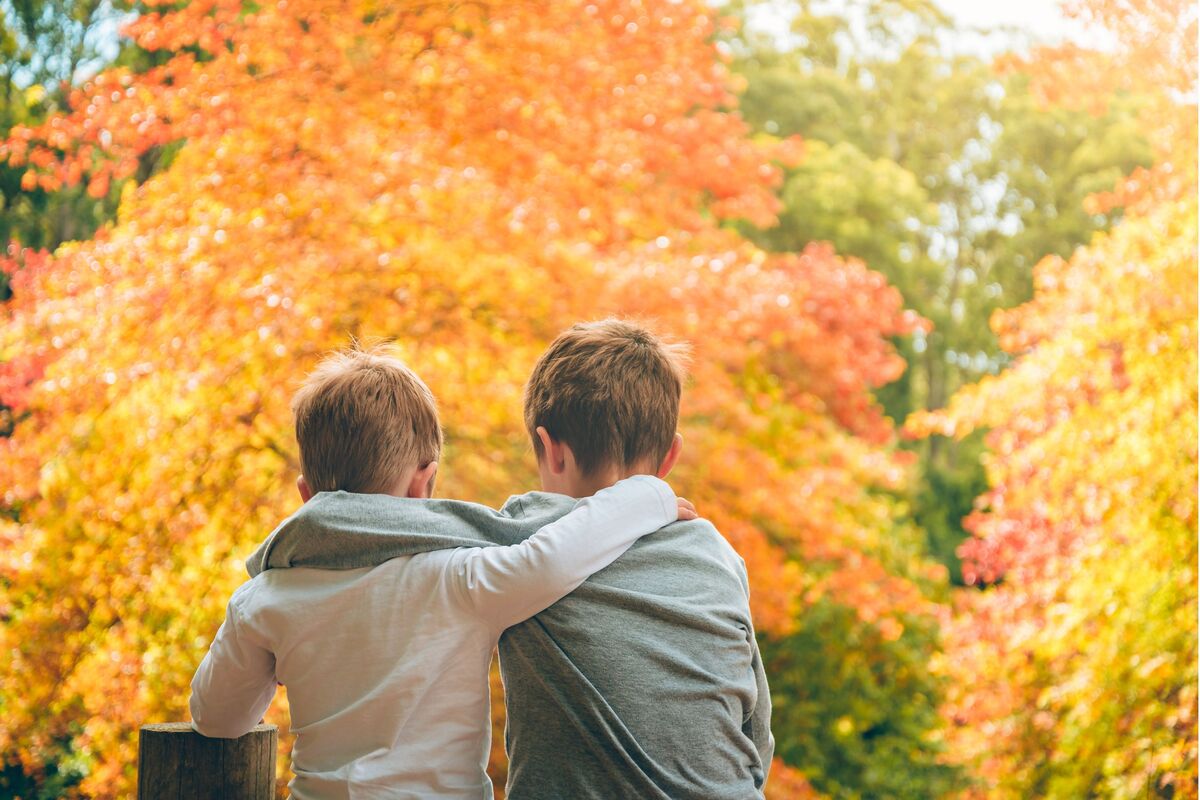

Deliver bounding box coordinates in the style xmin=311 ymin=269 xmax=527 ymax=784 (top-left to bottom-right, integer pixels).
xmin=908 ymin=0 xmax=1198 ymax=794
xmin=0 ymin=0 xmax=942 ymax=795
xmin=0 ymin=0 xmax=135 ymax=252
xmin=763 ymin=601 xmax=960 ymax=799
xmin=727 ymin=0 xmax=1153 ymax=583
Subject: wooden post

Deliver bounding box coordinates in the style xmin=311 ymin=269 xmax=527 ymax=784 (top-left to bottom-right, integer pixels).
xmin=137 ymin=723 xmax=277 ymax=800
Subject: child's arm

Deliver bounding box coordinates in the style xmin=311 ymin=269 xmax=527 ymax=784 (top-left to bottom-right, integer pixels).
xmin=188 ymin=590 xmax=277 ymax=739
xmin=446 ymin=474 xmax=682 ymax=630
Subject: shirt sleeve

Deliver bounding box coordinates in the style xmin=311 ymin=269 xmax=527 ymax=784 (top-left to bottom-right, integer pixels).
xmin=727 ymin=551 xmax=774 ymax=787
xmin=447 ymin=474 xmax=677 ymax=631
xmin=189 ymin=591 xmax=278 ymax=739
xmin=744 ymin=627 xmax=775 ymax=788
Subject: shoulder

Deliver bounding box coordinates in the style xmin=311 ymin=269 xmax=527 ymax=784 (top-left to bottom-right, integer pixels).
xmin=661 ymin=518 xmax=747 ymax=566
xmin=625 ymin=517 xmax=751 ymax=596
xmin=227 ymin=575 xmax=266 ymax=611
xmin=233 ymin=556 xmax=461 ymax=629
xmin=224 ymin=570 xmax=301 ymax=621
xmin=213 ymin=577 xmax=273 ymax=638
xmin=232 ymin=563 xmax=380 ymax=612
xmin=252 ymin=553 xmax=462 ymax=599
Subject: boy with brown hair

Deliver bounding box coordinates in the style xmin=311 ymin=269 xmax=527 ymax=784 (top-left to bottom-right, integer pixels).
xmin=524 ymin=320 xmax=687 ymax=496
xmin=189 ymin=344 xmax=691 ymax=799
xmin=252 ymin=321 xmax=774 ymax=799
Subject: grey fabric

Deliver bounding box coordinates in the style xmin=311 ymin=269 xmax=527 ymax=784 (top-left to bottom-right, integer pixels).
xmin=248 ymin=491 xmax=773 ymax=799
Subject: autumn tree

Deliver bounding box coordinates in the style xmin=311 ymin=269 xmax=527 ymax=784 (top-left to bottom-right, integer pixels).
xmin=0 ymin=0 xmax=943 ymax=795
xmin=0 ymin=0 xmax=140 ymax=254
xmin=907 ymin=0 xmax=1198 ymax=795
xmin=726 ymin=0 xmax=1154 ymax=583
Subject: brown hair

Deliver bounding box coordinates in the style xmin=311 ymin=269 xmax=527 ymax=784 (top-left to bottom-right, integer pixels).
xmin=524 ymin=319 xmax=688 ymax=476
xmin=291 ymin=344 xmax=442 ymax=493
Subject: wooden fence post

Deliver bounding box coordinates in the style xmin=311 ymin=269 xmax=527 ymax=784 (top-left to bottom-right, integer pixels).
xmin=137 ymin=723 xmax=277 ymax=800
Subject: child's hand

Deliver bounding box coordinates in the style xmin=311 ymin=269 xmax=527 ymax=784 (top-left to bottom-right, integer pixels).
xmin=676 ymin=497 xmax=698 ymax=521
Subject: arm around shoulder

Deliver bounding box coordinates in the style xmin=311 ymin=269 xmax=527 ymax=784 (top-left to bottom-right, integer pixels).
xmin=451 ymin=475 xmax=679 ymax=630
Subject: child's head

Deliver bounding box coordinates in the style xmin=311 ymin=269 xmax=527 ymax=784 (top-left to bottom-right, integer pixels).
xmin=291 ymin=344 xmax=442 ymax=499
xmin=524 ymin=319 xmax=688 ymax=495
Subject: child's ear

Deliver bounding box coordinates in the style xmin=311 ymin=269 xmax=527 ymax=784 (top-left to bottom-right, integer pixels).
xmin=297 ymin=475 xmax=315 ymax=503
xmin=655 ymin=433 xmax=684 ymax=479
xmin=407 ymin=461 xmax=438 ymax=499
xmin=536 ymin=426 xmax=568 ymax=475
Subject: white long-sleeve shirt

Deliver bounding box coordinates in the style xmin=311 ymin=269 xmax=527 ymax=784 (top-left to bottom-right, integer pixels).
xmin=189 ymin=475 xmax=677 ymax=799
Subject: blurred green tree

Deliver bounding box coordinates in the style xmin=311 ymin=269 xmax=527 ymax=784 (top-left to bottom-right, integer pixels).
xmin=0 ymin=0 xmax=126 ymax=253
xmin=764 ymin=603 xmax=961 ymax=799
xmin=728 ymin=0 xmax=1152 ymax=583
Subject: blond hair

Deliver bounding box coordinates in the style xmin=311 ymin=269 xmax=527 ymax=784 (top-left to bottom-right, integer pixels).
xmin=291 ymin=344 xmax=442 ymax=493
xmin=524 ymin=319 xmax=688 ymax=476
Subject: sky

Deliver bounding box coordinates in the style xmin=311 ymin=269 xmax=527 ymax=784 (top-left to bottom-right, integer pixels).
xmin=744 ymin=0 xmax=1113 ymax=57
xmin=935 ymin=0 xmax=1114 ymax=52
xmin=938 ymin=0 xmax=1078 ymax=34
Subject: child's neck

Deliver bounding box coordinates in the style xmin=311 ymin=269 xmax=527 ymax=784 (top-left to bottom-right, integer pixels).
xmin=547 ymin=463 xmax=657 ymax=499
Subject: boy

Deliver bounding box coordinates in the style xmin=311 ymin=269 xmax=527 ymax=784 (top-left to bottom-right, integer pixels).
xmin=252 ymin=320 xmax=774 ymax=799
xmin=189 ymin=345 xmax=692 ymax=798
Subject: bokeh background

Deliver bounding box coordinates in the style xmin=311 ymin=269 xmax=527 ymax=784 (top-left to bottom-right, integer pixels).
xmin=0 ymin=0 xmax=1195 ymax=797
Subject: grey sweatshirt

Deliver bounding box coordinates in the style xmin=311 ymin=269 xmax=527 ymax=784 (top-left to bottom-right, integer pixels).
xmin=246 ymin=490 xmax=774 ymax=799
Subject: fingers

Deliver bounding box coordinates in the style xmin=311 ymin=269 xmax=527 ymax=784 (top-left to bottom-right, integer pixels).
xmin=675 ymin=497 xmax=698 ymax=521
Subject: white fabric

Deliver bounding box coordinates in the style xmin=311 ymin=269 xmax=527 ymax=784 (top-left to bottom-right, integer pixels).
xmin=189 ymin=475 xmax=676 ymax=800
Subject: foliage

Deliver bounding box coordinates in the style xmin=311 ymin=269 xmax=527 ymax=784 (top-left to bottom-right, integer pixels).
xmin=908 ymin=0 xmax=1199 ymax=795
xmin=0 ymin=0 xmax=943 ymax=795
xmin=726 ymin=0 xmax=1154 ymax=584
xmin=732 ymin=0 xmax=1152 ymax=419
xmin=0 ymin=0 xmax=134 ymax=252
xmin=762 ymin=602 xmax=963 ymax=799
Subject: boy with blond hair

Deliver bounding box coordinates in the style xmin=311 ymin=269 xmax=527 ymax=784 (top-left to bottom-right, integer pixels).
xmin=254 ymin=321 xmax=774 ymax=799
xmin=189 ymin=345 xmax=692 ymax=798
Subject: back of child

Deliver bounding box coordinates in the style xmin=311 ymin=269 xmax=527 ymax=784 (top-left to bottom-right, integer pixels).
xmin=188 ymin=346 xmax=682 ymax=799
